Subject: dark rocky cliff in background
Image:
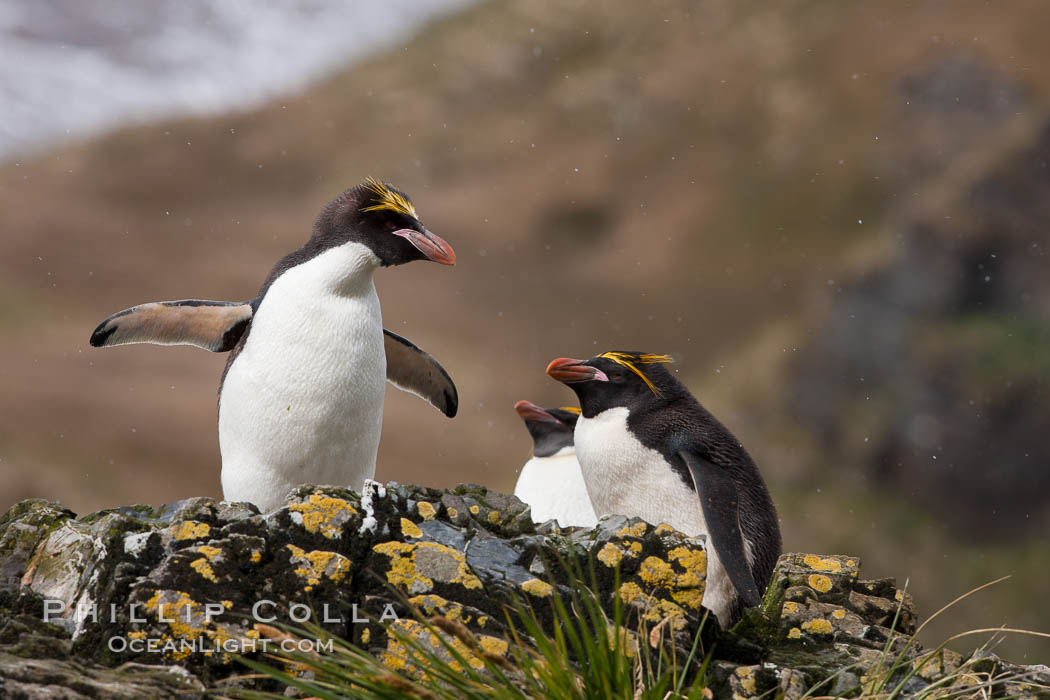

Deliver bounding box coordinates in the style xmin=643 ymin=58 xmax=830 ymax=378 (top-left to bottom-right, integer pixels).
xmin=790 ymin=110 xmax=1050 ymax=538
xmin=1 ymin=486 xmax=1047 ymax=698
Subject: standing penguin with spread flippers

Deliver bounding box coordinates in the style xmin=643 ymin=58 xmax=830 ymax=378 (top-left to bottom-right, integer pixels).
xmin=90 ymin=178 xmax=458 ymax=511
xmin=512 ymin=401 xmax=597 ymax=528
xmin=546 ymin=351 xmax=781 ymax=627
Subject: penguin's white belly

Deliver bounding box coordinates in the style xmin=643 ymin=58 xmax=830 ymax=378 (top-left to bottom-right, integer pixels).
xmin=573 ymin=407 xmax=737 ymax=625
xmin=514 ymin=448 xmax=598 ymax=528
xmin=218 ymin=243 xmax=386 ymax=512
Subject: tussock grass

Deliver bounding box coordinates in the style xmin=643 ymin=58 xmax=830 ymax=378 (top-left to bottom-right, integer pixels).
xmin=217 ymin=567 xmax=1049 ymax=699
xmin=218 ymin=561 xmax=714 ymax=700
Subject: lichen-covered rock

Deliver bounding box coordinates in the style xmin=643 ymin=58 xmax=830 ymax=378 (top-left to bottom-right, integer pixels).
xmin=0 ymin=499 xmax=75 ymax=588
xmin=0 ymin=485 xmax=1046 ymax=697
xmin=0 ymin=483 xmax=711 ymax=690
xmin=0 ymin=587 xmax=205 ymax=698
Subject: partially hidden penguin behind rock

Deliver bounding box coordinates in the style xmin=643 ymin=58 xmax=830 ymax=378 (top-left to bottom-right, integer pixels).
xmin=89 ymin=178 xmax=458 ymax=512
xmin=512 ymin=401 xmax=598 ymax=528
xmin=546 ymin=351 xmax=781 ymax=627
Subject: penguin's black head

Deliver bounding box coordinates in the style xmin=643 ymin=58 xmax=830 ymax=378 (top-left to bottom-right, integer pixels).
xmin=546 ymin=351 xmax=677 ymax=418
xmin=514 ymin=400 xmax=580 ymax=458
xmin=312 ymin=178 xmax=456 ymax=267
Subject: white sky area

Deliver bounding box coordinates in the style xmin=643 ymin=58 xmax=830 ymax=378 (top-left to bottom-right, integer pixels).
xmin=0 ymin=0 xmax=475 ymax=160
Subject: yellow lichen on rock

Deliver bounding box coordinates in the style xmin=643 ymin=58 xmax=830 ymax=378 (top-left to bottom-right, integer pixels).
xmin=787 ymin=627 xmax=802 ymax=639
xmin=618 ymin=581 xmax=644 ymax=605
xmin=382 ymin=619 xmax=487 ymax=676
xmin=832 ymin=608 xmax=847 ymax=619
xmin=374 ymin=542 xmax=432 ymax=592
xmin=170 ymin=521 xmax=210 ymax=541
xmin=668 ymin=546 xmax=706 ymax=589
xmin=598 ymin=543 xmax=624 ymax=567
xmin=380 ymin=619 xmax=419 ymax=674
xmin=145 ymin=589 xmax=209 ymax=661
xmin=286 ymin=544 xmax=351 ymax=591
xmin=782 ymin=601 xmax=799 ymax=614
xmin=408 ymin=594 xmax=471 ymax=624
xmin=288 ymin=492 xmax=357 ymax=539
xmin=670 ymin=587 xmax=703 ymax=610
xmin=617 ymin=581 xmax=688 ymax=630
xmin=808 ymin=574 xmax=833 ymax=593
xmin=735 ymin=665 xmax=758 ymax=694
xmin=195 ymin=545 xmax=222 ymax=560
xmin=605 ymin=625 xmax=639 ymax=659
xmin=400 ymin=518 xmax=423 ymax=538
xmin=617 ymin=522 xmax=648 ymax=538
xmin=361 ymin=628 xmax=371 ymax=644
xmin=479 ymin=635 xmax=509 ymax=657
xmin=803 ymin=555 xmax=842 ymax=573
xmin=487 ymin=510 xmax=500 ymax=525
xmin=188 ymin=543 xmax=223 ymax=583
xmin=639 ymin=556 xmax=676 ymax=587
xmin=469 ymin=505 xmax=480 ymax=515
xmin=521 ymin=578 xmax=553 ymax=598
xmin=416 ymin=501 xmax=436 ymax=520
xmin=654 ymin=523 xmax=675 ymax=535
xmin=190 ymin=558 xmax=218 ymax=582
xmin=408 ymin=593 xmax=451 ymax=611
xmin=802 ymin=618 xmax=833 ymax=635
xmin=447 ymin=507 xmax=459 ymax=519
xmin=373 ymin=541 xmax=481 ymax=593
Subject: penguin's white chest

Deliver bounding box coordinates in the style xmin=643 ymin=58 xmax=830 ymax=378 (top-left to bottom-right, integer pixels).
xmin=218 ymin=243 xmax=386 ymax=511
xmin=514 ymin=448 xmax=598 ymax=528
xmin=573 ymin=407 xmax=738 ymax=625
xmin=573 ymin=408 xmax=704 ymax=534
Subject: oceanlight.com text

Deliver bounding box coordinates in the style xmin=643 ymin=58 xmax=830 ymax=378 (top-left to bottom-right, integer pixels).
xmin=107 ymin=635 xmax=335 ymax=655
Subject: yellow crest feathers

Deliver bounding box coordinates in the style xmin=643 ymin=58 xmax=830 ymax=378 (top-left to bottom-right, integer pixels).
xmin=559 ymin=406 xmax=582 ymax=415
xmin=360 ymin=177 xmax=417 ymax=218
xmin=598 ymin=352 xmax=673 ymax=396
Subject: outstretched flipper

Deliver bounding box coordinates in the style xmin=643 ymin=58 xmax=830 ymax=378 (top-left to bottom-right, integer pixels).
xmin=679 ymin=450 xmax=762 ymax=608
xmin=384 ymin=329 xmax=458 ymax=418
xmin=89 ymin=300 xmax=254 ymax=352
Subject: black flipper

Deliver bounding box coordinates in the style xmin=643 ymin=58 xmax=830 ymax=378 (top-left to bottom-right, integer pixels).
xmin=679 ymin=450 xmax=762 ymax=608
xmin=383 ymin=329 xmax=458 ymax=418
xmin=89 ymin=300 xmax=253 ymax=352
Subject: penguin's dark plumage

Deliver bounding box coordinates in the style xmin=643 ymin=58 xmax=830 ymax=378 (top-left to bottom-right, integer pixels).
xmin=515 ymin=401 xmax=580 ymax=458
xmin=512 ymin=401 xmax=597 ymax=528
xmin=547 ymin=351 xmax=781 ymax=626
xmin=90 ymin=179 xmax=457 ymax=510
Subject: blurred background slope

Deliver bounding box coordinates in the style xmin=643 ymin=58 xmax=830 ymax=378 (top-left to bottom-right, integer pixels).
xmin=1 ymin=0 xmax=1047 ymax=661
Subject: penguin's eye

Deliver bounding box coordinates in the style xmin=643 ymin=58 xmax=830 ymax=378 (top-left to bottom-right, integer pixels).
xmin=608 ymin=369 xmax=625 ymax=381
xmin=384 ymin=221 xmax=398 ymax=231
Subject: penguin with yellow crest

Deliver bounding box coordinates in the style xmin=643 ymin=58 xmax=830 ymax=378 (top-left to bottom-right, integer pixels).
xmin=90 ymin=179 xmax=458 ymax=511
xmin=547 ymin=351 xmax=781 ymax=626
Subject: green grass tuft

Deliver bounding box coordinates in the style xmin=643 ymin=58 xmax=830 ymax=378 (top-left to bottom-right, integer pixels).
xmin=217 ymin=557 xmax=714 ymax=699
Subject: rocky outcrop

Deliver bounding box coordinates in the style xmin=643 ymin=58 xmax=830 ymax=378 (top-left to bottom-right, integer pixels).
xmin=1 ymin=485 xmax=1047 ymax=698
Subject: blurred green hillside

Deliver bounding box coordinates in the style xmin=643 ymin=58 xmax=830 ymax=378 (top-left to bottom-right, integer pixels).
xmin=1 ymin=0 xmax=1047 ymax=662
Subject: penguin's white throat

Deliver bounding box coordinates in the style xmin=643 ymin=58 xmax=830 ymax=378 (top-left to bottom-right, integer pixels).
xmin=302 ymin=241 xmax=382 ymax=296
